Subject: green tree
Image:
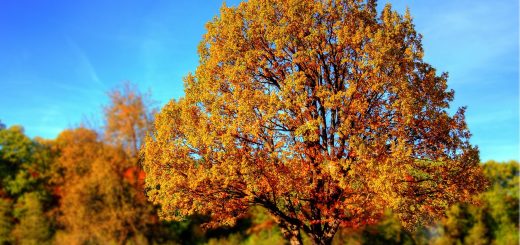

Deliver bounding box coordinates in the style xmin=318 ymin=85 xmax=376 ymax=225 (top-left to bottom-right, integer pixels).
xmin=0 ymin=125 xmax=55 ymax=244
xmin=11 ymin=192 xmax=52 ymax=245
xmin=0 ymin=125 xmax=34 ymax=192
xmin=0 ymin=198 xmax=13 ymax=244
xmin=433 ymin=161 xmax=519 ymax=245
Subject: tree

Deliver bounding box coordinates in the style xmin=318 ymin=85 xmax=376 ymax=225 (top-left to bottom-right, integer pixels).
xmin=0 ymin=198 xmax=13 ymax=244
xmin=52 ymin=128 xmax=150 ymax=244
xmin=0 ymin=125 xmax=34 ymax=189
xmin=104 ymin=82 xmax=156 ymax=159
xmin=0 ymin=125 xmax=56 ymax=244
xmin=102 ymin=83 xmax=183 ymax=243
xmin=103 ymin=82 xmax=157 ymax=199
xmin=433 ymin=161 xmax=519 ymax=245
xmin=11 ymin=192 xmax=52 ymax=245
xmin=143 ymin=0 xmax=486 ymax=244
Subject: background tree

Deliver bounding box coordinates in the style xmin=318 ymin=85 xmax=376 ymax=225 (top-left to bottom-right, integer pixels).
xmin=143 ymin=0 xmax=486 ymax=244
xmin=0 ymin=198 xmax=12 ymax=244
xmin=0 ymin=125 xmax=34 ymax=190
xmin=0 ymin=125 xmax=55 ymax=244
xmin=11 ymin=192 xmax=52 ymax=245
xmin=102 ymin=82 xmax=173 ymax=242
xmin=53 ymin=83 xmax=168 ymax=244
xmin=103 ymin=82 xmax=156 ymax=201
xmin=104 ymin=81 xmax=156 ymax=159
xmin=433 ymin=160 xmax=519 ymax=245
xmin=52 ymin=128 xmax=151 ymax=244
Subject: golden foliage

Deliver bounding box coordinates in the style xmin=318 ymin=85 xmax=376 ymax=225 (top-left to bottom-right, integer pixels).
xmin=143 ymin=0 xmax=486 ymax=243
xmin=104 ymin=82 xmax=155 ymax=159
xmin=53 ymin=128 xmax=151 ymax=244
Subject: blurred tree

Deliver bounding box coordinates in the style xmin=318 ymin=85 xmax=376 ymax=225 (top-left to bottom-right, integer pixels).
xmin=143 ymin=0 xmax=486 ymax=244
xmin=0 ymin=125 xmax=34 ymax=191
xmin=0 ymin=125 xmax=55 ymax=244
xmin=329 ymin=209 xmax=431 ymax=245
xmin=103 ymin=82 xmax=179 ymax=243
xmin=0 ymin=198 xmax=13 ymax=244
xmin=104 ymin=82 xmax=156 ymax=160
xmin=53 ymin=128 xmax=151 ymax=244
xmin=432 ymin=204 xmax=474 ymax=245
xmin=11 ymin=192 xmax=52 ymax=245
xmin=433 ymin=161 xmax=519 ymax=245
xmin=241 ymin=207 xmax=285 ymax=245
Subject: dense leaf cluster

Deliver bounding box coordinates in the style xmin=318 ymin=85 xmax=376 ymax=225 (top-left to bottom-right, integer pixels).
xmin=143 ymin=0 xmax=486 ymax=243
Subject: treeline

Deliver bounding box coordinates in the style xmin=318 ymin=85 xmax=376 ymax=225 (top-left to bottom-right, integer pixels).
xmin=0 ymin=84 xmax=517 ymax=244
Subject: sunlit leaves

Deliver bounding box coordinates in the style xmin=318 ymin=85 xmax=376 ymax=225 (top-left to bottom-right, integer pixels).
xmin=144 ymin=0 xmax=486 ymax=243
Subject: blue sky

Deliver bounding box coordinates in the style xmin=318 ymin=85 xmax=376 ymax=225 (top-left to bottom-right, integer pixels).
xmin=0 ymin=0 xmax=517 ymax=162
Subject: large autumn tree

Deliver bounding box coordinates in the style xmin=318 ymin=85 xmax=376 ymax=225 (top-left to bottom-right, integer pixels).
xmin=143 ymin=0 xmax=486 ymax=244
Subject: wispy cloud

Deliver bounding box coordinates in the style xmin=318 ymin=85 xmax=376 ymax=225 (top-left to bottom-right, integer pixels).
xmin=65 ymin=36 xmax=104 ymax=88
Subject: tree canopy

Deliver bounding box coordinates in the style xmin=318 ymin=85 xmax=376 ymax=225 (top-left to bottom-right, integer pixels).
xmin=104 ymin=82 xmax=156 ymax=159
xmin=143 ymin=0 xmax=486 ymax=244
xmin=53 ymin=83 xmax=158 ymax=244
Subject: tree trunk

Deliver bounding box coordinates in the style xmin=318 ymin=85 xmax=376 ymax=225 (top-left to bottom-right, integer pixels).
xmin=310 ymin=220 xmax=339 ymax=245
xmin=310 ymin=234 xmax=334 ymax=245
xmin=278 ymin=220 xmax=303 ymax=245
